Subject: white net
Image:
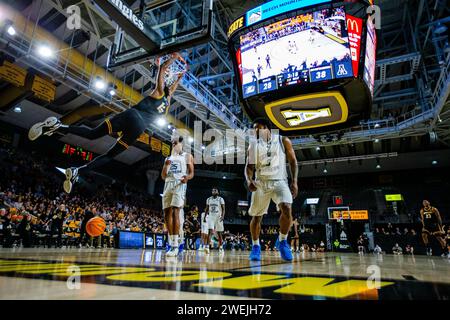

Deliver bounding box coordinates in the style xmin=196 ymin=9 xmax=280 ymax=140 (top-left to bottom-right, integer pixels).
xmin=159 ymin=55 xmax=187 ymax=87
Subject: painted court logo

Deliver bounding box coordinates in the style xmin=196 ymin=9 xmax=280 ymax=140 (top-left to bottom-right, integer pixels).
xmin=0 ymin=259 xmax=395 ymax=299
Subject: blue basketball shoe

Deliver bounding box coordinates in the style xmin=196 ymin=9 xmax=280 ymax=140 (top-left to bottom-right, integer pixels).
xmin=249 ymin=245 xmax=261 ymax=261
xmin=278 ymin=240 xmax=293 ymax=261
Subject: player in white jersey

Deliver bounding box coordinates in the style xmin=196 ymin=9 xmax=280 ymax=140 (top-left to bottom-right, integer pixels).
xmin=245 ymin=118 xmax=298 ymax=262
xmin=198 ymin=210 xmax=209 ymax=251
xmin=161 ymin=135 xmax=194 ymax=257
xmin=205 ymin=188 xmax=226 ymax=254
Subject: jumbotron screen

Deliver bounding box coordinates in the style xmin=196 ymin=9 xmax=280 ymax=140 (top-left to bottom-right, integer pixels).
xmin=239 ymin=6 xmax=353 ymax=98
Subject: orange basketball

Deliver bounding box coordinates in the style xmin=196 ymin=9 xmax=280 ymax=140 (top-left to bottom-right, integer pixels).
xmin=86 ymin=217 xmax=106 ymax=237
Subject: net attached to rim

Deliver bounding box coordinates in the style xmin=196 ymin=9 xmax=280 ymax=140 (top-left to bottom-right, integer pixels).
xmin=159 ymin=55 xmax=188 ymax=88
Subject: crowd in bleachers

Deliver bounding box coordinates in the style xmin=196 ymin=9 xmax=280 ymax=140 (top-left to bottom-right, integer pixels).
xmin=0 ymin=146 xmax=175 ymax=248
xmin=372 ymin=223 xmax=450 ymax=256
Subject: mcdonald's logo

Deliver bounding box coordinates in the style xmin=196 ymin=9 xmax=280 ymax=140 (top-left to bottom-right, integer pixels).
xmin=347 ymin=17 xmax=360 ymax=33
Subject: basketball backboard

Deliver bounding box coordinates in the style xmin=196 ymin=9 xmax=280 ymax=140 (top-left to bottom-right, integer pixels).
xmin=93 ymin=0 xmax=213 ymax=68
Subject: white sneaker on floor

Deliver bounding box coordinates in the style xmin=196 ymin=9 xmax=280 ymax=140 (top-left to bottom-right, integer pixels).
xmin=204 ymin=247 xmax=210 ymax=254
xmin=166 ymin=247 xmax=179 ymax=257
xmin=219 ymin=247 xmax=224 ymax=254
xmin=198 ymin=246 xmax=204 ymax=251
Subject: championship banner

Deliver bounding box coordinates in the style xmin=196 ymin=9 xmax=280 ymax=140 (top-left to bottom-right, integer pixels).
xmin=346 ymin=14 xmax=363 ymax=77
xmin=137 ymin=133 xmax=150 ymax=145
xmin=150 ymin=137 xmax=162 ymax=152
xmin=31 ymin=75 xmax=56 ymax=102
xmin=0 ymin=61 xmax=27 ymax=87
xmin=161 ymin=142 xmax=170 ymax=157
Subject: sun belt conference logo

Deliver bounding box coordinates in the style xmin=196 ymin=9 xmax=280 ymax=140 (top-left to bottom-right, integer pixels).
xmin=247 ymin=7 xmax=262 ymax=25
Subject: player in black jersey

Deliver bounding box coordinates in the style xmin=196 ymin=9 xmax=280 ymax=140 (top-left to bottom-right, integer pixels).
xmin=28 ymin=53 xmax=186 ymax=193
xmin=420 ymin=200 xmax=447 ymax=256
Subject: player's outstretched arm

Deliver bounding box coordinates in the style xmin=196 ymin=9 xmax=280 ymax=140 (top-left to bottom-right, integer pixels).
xmin=245 ymin=144 xmax=257 ymax=192
xmin=161 ymin=158 xmax=171 ymax=180
xmin=150 ymin=53 xmax=184 ymax=98
xmin=221 ymin=200 xmax=226 ymax=221
xmin=420 ymin=209 xmax=425 ymax=228
xmin=435 ymin=208 xmax=443 ymax=226
xmin=205 ymin=200 xmax=210 ymax=215
xmin=181 ymin=153 xmax=194 ymax=183
xmin=283 ymin=137 xmax=298 ymax=199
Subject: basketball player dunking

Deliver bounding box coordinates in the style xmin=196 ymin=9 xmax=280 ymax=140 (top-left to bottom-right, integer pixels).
xmin=28 ymin=53 xmax=186 ymax=193
xmin=245 ymin=118 xmax=298 ymax=261
xmin=204 ymin=187 xmax=226 ymax=254
xmin=420 ymin=200 xmax=448 ymax=257
xmin=161 ymin=135 xmax=194 ymax=257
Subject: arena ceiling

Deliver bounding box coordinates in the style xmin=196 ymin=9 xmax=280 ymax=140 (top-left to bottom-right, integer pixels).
xmin=0 ymin=0 xmax=448 ymax=170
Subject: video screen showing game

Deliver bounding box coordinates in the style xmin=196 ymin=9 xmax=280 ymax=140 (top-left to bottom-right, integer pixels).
xmin=239 ymin=6 xmax=353 ymax=98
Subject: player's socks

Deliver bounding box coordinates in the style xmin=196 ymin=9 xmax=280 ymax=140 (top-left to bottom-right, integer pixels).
xmin=173 ymin=235 xmax=179 ymax=248
xmin=252 ymin=239 xmax=260 ymax=246
xmin=279 ymin=233 xmax=288 ymax=241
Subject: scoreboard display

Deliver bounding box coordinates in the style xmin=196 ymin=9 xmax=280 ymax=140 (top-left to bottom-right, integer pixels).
xmin=331 ymin=210 xmax=369 ymax=220
xmin=62 ymin=143 xmax=94 ymax=161
xmin=239 ymin=5 xmax=353 ymax=99
xmin=228 ymin=0 xmax=375 ymax=135
xmin=118 ymin=231 xmax=144 ymax=249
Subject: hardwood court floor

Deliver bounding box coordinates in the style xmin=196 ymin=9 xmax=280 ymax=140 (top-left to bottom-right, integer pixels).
xmin=0 ymin=248 xmax=449 ymax=300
